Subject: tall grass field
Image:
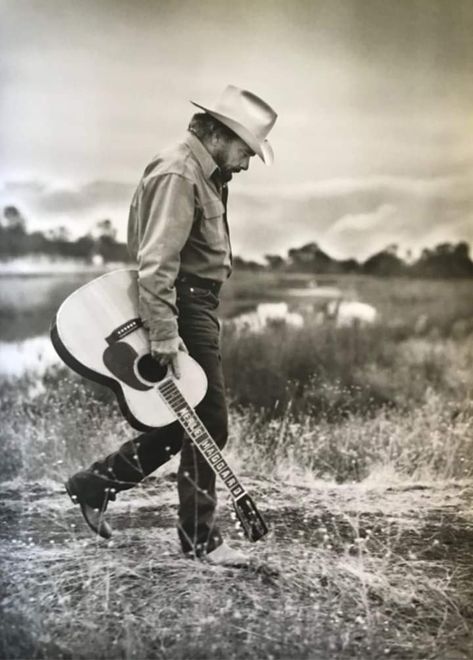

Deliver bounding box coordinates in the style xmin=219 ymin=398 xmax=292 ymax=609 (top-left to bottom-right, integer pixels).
xmin=1 ymin=273 xmax=473 ymax=659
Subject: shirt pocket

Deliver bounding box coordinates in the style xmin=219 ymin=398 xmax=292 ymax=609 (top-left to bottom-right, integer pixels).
xmin=200 ymin=199 xmax=226 ymax=247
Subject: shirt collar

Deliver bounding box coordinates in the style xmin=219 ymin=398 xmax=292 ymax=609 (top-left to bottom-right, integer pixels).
xmin=185 ymin=132 xmax=219 ymax=181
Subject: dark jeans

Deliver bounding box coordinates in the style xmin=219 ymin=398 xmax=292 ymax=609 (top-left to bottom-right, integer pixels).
xmin=68 ymin=283 xmax=228 ymax=555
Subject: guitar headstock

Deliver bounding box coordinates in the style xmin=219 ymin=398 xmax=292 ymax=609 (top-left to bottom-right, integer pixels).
xmin=233 ymin=493 xmax=269 ymax=542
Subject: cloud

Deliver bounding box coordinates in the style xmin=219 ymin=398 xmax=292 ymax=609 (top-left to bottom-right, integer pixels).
xmin=1 ymin=171 xmax=472 ymax=260
xmin=231 ymin=171 xmax=473 ymax=259
xmin=321 ymin=205 xmax=409 ymax=260
xmin=329 ymin=205 xmax=397 ymax=234
xmin=3 ymin=179 xmax=135 ymax=214
xmin=235 ymin=171 xmax=473 ymax=203
xmin=0 ymin=179 xmax=135 ymax=238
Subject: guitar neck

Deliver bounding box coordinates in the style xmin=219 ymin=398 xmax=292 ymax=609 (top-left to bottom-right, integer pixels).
xmin=157 ymin=379 xmax=247 ymax=500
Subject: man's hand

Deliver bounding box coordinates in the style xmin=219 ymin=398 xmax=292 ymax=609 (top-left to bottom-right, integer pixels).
xmin=150 ymin=336 xmax=188 ymax=379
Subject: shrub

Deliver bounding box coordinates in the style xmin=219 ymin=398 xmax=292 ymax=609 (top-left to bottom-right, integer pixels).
xmin=222 ymin=322 xmax=471 ymax=421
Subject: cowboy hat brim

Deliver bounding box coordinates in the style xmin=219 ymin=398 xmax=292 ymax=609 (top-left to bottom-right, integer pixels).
xmin=190 ymin=101 xmax=274 ymax=166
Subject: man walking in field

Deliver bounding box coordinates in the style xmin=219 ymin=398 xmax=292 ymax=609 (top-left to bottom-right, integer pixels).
xmin=65 ymin=85 xmax=277 ymax=566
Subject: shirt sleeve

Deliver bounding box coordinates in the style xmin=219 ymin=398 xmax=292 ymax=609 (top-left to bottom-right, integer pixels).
xmin=135 ymin=173 xmax=194 ymax=342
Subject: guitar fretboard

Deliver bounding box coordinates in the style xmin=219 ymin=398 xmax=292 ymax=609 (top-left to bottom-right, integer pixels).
xmin=157 ymin=379 xmax=246 ymax=500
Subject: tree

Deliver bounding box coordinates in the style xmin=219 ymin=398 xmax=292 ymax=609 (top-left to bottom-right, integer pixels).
xmin=233 ymin=256 xmax=265 ymax=271
xmin=362 ymin=247 xmax=406 ymax=277
xmin=3 ymin=205 xmax=27 ymax=233
xmin=94 ymin=219 xmax=117 ymax=240
xmin=339 ymin=258 xmax=360 ymax=274
xmin=412 ymin=241 xmax=473 ymax=278
xmin=265 ymin=254 xmax=286 ymax=270
xmin=0 ymin=206 xmax=28 ymax=256
xmin=288 ymin=242 xmax=338 ymax=273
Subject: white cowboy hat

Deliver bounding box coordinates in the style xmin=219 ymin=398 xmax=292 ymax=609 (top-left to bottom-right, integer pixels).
xmin=191 ymin=85 xmax=277 ymax=165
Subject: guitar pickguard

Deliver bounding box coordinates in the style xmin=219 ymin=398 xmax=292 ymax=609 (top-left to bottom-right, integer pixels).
xmin=102 ymin=341 xmax=152 ymax=391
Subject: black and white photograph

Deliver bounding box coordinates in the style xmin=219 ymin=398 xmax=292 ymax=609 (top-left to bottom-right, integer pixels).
xmin=1 ymin=1 xmax=473 ymax=658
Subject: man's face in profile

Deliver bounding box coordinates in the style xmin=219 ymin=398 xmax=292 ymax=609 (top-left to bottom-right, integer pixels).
xmin=213 ymin=136 xmax=255 ymax=181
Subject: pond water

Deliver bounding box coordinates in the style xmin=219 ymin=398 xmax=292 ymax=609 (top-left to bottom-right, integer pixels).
xmin=0 ymin=271 xmax=98 ymax=377
xmin=0 ymin=335 xmax=60 ymax=377
xmin=0 ymin=270 xmax=344 ymax=378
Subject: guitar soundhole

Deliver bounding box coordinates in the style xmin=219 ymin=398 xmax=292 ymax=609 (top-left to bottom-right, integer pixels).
xmin=136 ymin=354 xmax=168 ymax=383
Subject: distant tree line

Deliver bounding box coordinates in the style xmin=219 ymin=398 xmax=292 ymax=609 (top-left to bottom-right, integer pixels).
xmin=2 ymin=205 xmax=473 ymax=278
xmin=262 ymin=241 xmax=473 ymax=278
xmin=1 ymin=206 xmax=130 ymax=263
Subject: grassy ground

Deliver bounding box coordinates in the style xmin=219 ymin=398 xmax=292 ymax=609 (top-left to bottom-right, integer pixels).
xmin=1 ymin=275 xmax=473 ymax=659
xmin=2 ymin=468 xmax=473 ymax=659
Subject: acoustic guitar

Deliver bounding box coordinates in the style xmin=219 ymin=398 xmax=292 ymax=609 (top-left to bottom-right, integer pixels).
xmin=50 ymin=269 xmax=268 ymax=542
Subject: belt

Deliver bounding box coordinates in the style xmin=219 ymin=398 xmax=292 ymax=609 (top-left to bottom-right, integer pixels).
xmin=176 ymin=272 xmax=222 ymax=295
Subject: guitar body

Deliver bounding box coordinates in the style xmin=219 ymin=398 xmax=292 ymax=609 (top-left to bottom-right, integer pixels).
xmin=50 ymin=269 xmax=207 ymax=431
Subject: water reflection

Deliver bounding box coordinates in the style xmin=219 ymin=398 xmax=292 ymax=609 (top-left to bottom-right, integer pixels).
xmin=0 ymin=336 xmax=60 ymax=377
xmin=0 ymin=270 xmax=378 ymax=378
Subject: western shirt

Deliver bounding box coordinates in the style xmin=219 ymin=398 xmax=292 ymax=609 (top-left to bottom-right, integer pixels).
xmin=127 ymin=133 xmax=232 ymax=342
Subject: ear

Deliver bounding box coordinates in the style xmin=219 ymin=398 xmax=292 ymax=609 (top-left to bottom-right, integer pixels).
xmin=210 ymin=133 xmax=224 ymax=148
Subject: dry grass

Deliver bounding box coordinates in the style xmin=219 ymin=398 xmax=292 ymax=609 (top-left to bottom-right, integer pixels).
xmin=1 ymin=274 xmax=473 ymax=658
xmin=1 ymin=368 xmax=473 ymax=658
xmin=1 ymin=473 xmax=473 ymax=659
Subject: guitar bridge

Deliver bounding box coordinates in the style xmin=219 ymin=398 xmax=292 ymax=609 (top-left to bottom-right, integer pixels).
xmin=106 ymin=317 xmax=143 ymax=345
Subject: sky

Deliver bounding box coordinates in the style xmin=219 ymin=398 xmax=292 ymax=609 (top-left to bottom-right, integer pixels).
xmin=1 ymin=0 xmax=472 ymax=261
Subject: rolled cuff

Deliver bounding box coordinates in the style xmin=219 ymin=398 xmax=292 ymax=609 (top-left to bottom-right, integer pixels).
xmin=138 ymin=288 xmax=179 ymax=342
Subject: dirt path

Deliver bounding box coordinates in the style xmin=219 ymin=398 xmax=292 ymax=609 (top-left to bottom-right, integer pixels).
xmin=1 ymin=476 xmax=473 ymax=659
